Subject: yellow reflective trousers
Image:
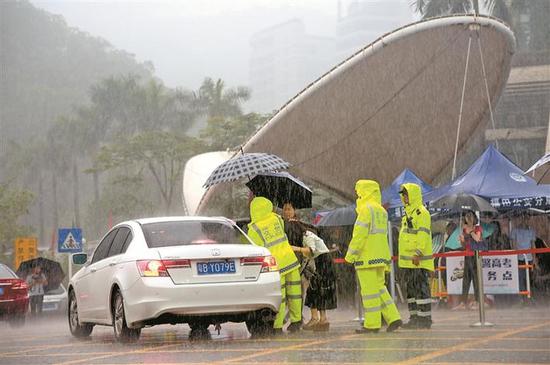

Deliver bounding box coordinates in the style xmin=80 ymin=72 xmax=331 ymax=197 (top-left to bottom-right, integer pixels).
xmin=357 ymin=267 xmax=401 ymax=329
xmin=274 ymin=269 xmax=302 ymax=329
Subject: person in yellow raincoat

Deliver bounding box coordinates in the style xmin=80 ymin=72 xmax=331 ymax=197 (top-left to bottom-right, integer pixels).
xmin=248 ymin=197 xmax=302 ymax=333
xmin=345 ymin=180 xmax=402 ymax=333
xmin=398 ymin=183 xmax=434 ymax=329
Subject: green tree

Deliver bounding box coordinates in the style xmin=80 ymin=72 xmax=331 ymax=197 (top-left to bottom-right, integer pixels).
xmin=198 ymin=78 xmax=251 ymax=119
xmin=413 ymin=0 xmax=481 ymax=17
xmin=85 ymin=174 xmax=154 ymax=232
xmin=0 ymin=0 xmax=153 ymax=144
xmin=91 ymin=131 xmax=202 ymax=214
xmin=412 ymin=0 xmax=549 ymax=53
xmin=0 ymin=184 xmax=34 ymax=263
xmin=200 ymin=113 xmax=269 ymax=151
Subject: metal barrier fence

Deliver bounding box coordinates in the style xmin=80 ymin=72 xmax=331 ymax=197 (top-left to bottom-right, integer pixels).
xmin=334 ymin=247 xmax=550 ymax=326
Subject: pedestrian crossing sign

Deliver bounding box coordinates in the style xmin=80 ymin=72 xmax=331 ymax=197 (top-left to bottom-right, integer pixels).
xmin=58 ymin=228 xmax=83 ymax=253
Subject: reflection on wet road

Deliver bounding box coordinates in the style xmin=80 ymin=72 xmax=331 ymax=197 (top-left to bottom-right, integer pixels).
xmin=1 ymin=307 xmax=549 ymax=364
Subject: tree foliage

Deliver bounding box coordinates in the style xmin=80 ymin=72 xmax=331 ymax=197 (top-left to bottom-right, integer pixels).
xmin=412 ymin=0 xmax=550 ymax=53
xmin=200 ymin=113 xmax=269 ymax=151
xmin=0 ymin=2 xmax=262 ymax=241
xmin=0 ymin=0 xmax=153 ymax=144
xmin=91 ymin=131 xmax=202 ymax=213
xmin=0 ymin=184 xmax=34 ymax=250
xmin=198 ymin=78 xmax=251 ymax=119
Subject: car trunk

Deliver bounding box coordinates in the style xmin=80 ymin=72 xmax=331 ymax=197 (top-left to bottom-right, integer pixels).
xmin=157 ymin=244 xmax=267 ymax=284
xmin=0 ymin=279 xmax=28 ymax=301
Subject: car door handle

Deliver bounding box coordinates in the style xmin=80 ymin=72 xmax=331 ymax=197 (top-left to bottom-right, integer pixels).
xmin=109 ymin=262 xmax=117 ymax=267
xmin=90 ymin=268 xmax=97 ymax=273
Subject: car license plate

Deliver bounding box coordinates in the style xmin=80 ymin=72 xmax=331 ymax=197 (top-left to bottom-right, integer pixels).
xmin=197 ymin=261 xmax=236 ymax=275
xmin=43 ymin=303 xmax=57 ymax=310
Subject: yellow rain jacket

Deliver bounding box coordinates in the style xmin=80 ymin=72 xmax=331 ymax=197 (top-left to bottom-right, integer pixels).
xmin=247 ymin=197 xmax=300 ymax=274
xmin=345 ymin=180 xmax=391 ymax=269
xmin=398 ymin=183 xmax=434 ymax=271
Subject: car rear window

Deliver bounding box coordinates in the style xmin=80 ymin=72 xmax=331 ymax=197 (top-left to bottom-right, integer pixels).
xmin=0 ymin=265 xmax=16 ymax=279
xmin=142 ymin=221 xmax=250 ymax=248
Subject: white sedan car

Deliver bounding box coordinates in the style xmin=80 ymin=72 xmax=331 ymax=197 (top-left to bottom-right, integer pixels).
xmin=68 ymin=217 xmax=281 ymax=341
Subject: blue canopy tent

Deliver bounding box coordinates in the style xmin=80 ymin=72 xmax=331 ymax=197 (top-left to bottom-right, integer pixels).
xmin=424 ymin=145 xmax=550 ymax=211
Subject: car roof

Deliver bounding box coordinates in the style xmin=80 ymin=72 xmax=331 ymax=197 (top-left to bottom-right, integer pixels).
xmin=129 ymin=216 xmax=234 ymax=225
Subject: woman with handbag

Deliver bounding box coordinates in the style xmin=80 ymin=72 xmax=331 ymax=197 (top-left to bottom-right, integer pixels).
xmin=283 ymin=203 xmax=337 ymax=332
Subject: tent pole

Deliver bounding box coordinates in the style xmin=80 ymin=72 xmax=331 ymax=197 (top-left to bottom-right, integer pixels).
xmin=452 ymin=36 xmax=473 ymax=180
xmin=476 ymin=34 xmax=499 ymax=151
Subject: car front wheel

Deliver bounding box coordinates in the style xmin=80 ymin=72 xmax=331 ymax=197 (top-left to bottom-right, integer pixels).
xmin=112 ymin=291 xmax=141 ymax=342
xmin=68 ymin=290 xmax=93 ymax=338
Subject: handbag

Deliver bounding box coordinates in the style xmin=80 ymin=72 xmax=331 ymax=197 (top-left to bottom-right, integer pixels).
xmin=302 ymin=230 xmax=329 ymax=258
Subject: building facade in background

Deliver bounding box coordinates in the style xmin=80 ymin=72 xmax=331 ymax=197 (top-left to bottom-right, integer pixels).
xmin=248 ymin=1 xmax=416 ymax=114
xmin=335 ymin=0 xmax=415 ymax=61
xmin=248 ymin=19 xmax=335 ymax=113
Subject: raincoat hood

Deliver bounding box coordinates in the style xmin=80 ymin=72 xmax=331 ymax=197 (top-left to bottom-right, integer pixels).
xmin=355 ymin=180 xmax=382 ymax=206
xmin=250 ymin=196 xmax=273 ymax=222
xmin=401 ymin=183 xmax=423 ymax=211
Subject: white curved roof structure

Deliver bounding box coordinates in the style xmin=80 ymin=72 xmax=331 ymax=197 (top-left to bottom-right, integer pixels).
xmin=183 ymin=151 xmax=233 ymax=215
xmin=198 ymin=15 xmax=515 ymax=212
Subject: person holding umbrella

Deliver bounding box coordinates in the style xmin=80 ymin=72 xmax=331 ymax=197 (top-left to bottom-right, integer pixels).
xmin=248 ymin=197 xmax=302 ymax=333
xmin=345 ymin=180 xmax=401 ymax=333
xmin=453 ymin=210 xmax=484 ymax=310
xmin=26 ymin=265 xmax=48 ymax=317
xmin=398 ymin=183 xmax=434 ymax=329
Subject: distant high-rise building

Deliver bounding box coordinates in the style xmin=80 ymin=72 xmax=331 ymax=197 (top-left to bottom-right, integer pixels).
xmin=336 ymin=0 xmax=415 ymax=61
xmin=248 ymin=19 xmax=335 ymax=113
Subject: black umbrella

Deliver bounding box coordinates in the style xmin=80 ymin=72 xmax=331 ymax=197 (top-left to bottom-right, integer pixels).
xmin=315 ymin=204 xmax=357 ymax=227
xmin=430 ymin=192 xmax=497 ymax=214
xmin=16 ymin=257 xmax=65 ymax=292
xmin=246 ymin=171 xmax=312 ymax=209
xmin=203 ymin=152 xmax=290 ymax=188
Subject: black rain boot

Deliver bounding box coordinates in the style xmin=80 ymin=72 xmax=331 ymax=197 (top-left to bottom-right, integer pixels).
xmin=402 ymin=316 xmax=419 ymax=329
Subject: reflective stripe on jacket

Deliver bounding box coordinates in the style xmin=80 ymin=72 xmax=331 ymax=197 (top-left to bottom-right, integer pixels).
xmin=398 ymin=183 xmax=434 ymax=271
xmin=248 ymin=197 xmax=299 ymax=274
xmin=345 ymin=180 xmax=392 ymax=270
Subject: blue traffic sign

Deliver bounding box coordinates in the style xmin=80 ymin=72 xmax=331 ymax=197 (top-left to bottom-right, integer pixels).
xmin=58 ymin=228 xmax=83 ymax=253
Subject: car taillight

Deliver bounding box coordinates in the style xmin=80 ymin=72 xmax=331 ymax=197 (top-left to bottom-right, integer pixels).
xmin=11 ymin=280 xmax=28 ymax=290
xmin=162 ymin=259 xmax=191 ymax=269
xmin=240 ymin=256 xmax=278 ymax=273
xmin=136 ymin=260 xmax=169 ymax=277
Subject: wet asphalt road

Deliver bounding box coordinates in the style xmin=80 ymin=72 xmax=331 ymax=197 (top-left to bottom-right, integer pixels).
xmin=0 ymin=306 xmax=549 ymax=365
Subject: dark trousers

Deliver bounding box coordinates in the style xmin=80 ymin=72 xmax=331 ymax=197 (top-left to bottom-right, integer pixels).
xmin=403 ymin=268 xmax=432 ymax=323
xmin=461 ymin=256 xmax=479 ymax=304
xmin=30 ymin=295 xmax=44 ymax=315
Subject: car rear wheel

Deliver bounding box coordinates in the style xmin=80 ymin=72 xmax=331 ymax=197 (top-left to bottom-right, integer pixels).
xmin=246 ymin=309 xmax=275 ymax=338
xmin=68 ymin=290 xmax=93 ymax=338
xmin=112 ymin=291 xmax=141 ymax=342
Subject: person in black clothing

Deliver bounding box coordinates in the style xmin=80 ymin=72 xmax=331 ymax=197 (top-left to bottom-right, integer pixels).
xmin=283 ymin=203 xmax=337 ymax=331
xmin=453 ymin=211 xmax=483 ymax=310
xmin=486 ymin=220 xmax=511 ymax=251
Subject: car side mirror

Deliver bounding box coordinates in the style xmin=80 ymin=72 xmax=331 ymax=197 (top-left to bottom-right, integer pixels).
xmin=72 ymin=253 xmax=88 ymax=265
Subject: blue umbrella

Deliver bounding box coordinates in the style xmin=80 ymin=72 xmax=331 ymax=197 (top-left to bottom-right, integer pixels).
xmin=444 ymin=222 xmax=495 ymax=250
